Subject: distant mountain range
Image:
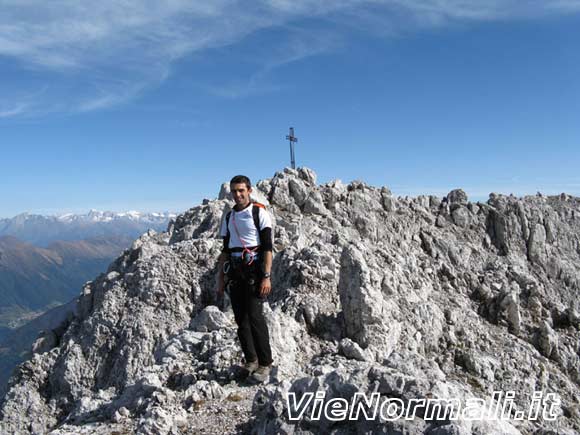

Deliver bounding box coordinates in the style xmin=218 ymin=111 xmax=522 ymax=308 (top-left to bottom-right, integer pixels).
xmin=0 ymin=210 xmax=177 ymax=399
xmin=0 ymin=210 xmax=175 ymax=247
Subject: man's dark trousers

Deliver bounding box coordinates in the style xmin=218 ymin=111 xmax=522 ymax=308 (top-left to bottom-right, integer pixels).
xmin=227 ymin=257 xmax=273 ymax=366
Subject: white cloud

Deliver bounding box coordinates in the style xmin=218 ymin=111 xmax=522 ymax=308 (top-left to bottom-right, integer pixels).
xmin=0 ymin=102 xmax=29 ymax=118
xmin=203 ymin=25 xmax=343 ymax=98
xmin=0 ymin=0 xmax=578 ymax=116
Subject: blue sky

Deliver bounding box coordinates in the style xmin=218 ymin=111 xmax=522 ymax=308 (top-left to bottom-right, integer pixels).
xmin=1 ymin=1 xmax=579 ymax=218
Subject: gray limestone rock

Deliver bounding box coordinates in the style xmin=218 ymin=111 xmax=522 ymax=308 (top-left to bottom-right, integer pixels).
xmin=31 ymin=330 xmax=58 ymax=355
xmin=217 ymin=183 xmax=230 ymax=200
xmin=338 ymin=338 xmax=367 ymax=361
xmin=338 ymin=245 xmax=400 ymax=361
xmin=298 ymin=167 xmax=317 ymax=185
xmin=303 ymin=190 xmax=327 ymax=215
xmin=537 ymin=320 xmax=559 ymax=359
xmin=451 ymin=206 xmax=469 ymax=227
xmin=190 ymin=305 xmax=230 ymax=332
xmin=499 ymin=284 xmax=522 ymax=335
xmin=447 ymin=189 xmax=468 ymax=205
xmin=528 ymin=222 xmax=547 ymax=264
xmin=288 ymin=178 xmax=308 ymax=207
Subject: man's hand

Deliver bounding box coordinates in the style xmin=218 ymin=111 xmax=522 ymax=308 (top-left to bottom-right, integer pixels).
xmin=259 ymin=277 xmax=271 ymax=297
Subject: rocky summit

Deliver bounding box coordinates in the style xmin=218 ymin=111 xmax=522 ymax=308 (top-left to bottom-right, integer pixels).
xmin=1 ymin=167 xmax=579 ymax=435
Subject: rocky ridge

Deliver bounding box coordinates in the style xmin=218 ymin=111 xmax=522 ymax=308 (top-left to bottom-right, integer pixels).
xmin=1 ymin=167 xmax=579 ymax=434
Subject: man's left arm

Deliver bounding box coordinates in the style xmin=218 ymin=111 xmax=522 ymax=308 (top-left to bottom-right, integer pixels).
xmin=259 ymin=250 xmax=272 ymax=297
xmin=258 ymin=209 xmax=273 ymax=296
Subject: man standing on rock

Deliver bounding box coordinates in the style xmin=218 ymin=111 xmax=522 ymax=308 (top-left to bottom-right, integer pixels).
xmin=217 ymin=175 xmax=274 ymax=383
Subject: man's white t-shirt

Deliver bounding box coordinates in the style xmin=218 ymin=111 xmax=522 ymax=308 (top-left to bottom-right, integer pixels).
xmin=220 ymin=203 xmax=272 ymax=256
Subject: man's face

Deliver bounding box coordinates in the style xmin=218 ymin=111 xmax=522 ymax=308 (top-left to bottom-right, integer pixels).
xmin=231 ymin=182 xmax=252 ymax=208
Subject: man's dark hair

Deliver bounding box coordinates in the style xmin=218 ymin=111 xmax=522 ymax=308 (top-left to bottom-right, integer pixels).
xmin=230 ymin=175 xmax=252 ymax=189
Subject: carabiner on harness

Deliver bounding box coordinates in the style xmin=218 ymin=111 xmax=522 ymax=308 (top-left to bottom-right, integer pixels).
xmin=242 ymin=248 xmax=258 ymax=266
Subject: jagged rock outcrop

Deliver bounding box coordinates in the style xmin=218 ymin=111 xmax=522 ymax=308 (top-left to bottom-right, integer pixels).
xmin=1 ymin=167 xmax=579 ymax=435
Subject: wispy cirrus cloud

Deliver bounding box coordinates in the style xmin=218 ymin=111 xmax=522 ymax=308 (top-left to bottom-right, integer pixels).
xmin=203 ymin=25 xmax=343 ymax=98
xmin=0 ymin=0 xmax=578 ymax=117
xmin=0 ymin=102 xmax=29 ymax=118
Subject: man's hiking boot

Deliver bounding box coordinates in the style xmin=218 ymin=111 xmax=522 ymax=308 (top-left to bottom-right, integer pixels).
xmin=248 ymin=365 xmax=271 ymax=384
xmin=242 ymin=360 xmax=259 ymax=376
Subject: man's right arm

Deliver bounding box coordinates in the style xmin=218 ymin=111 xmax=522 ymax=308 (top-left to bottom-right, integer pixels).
xmin=216 ymin=251 xmax=228 ymax=296
xmin=217 ymin=212 xmax=230 ymax=296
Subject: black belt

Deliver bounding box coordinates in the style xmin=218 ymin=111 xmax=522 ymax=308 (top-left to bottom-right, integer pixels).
xmin=229 ymin=246 xmax=259 ymax=253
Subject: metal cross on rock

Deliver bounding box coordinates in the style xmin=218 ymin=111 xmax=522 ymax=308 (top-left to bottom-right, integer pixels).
xmin=286 ymin=127 xmax=298 ymax=170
